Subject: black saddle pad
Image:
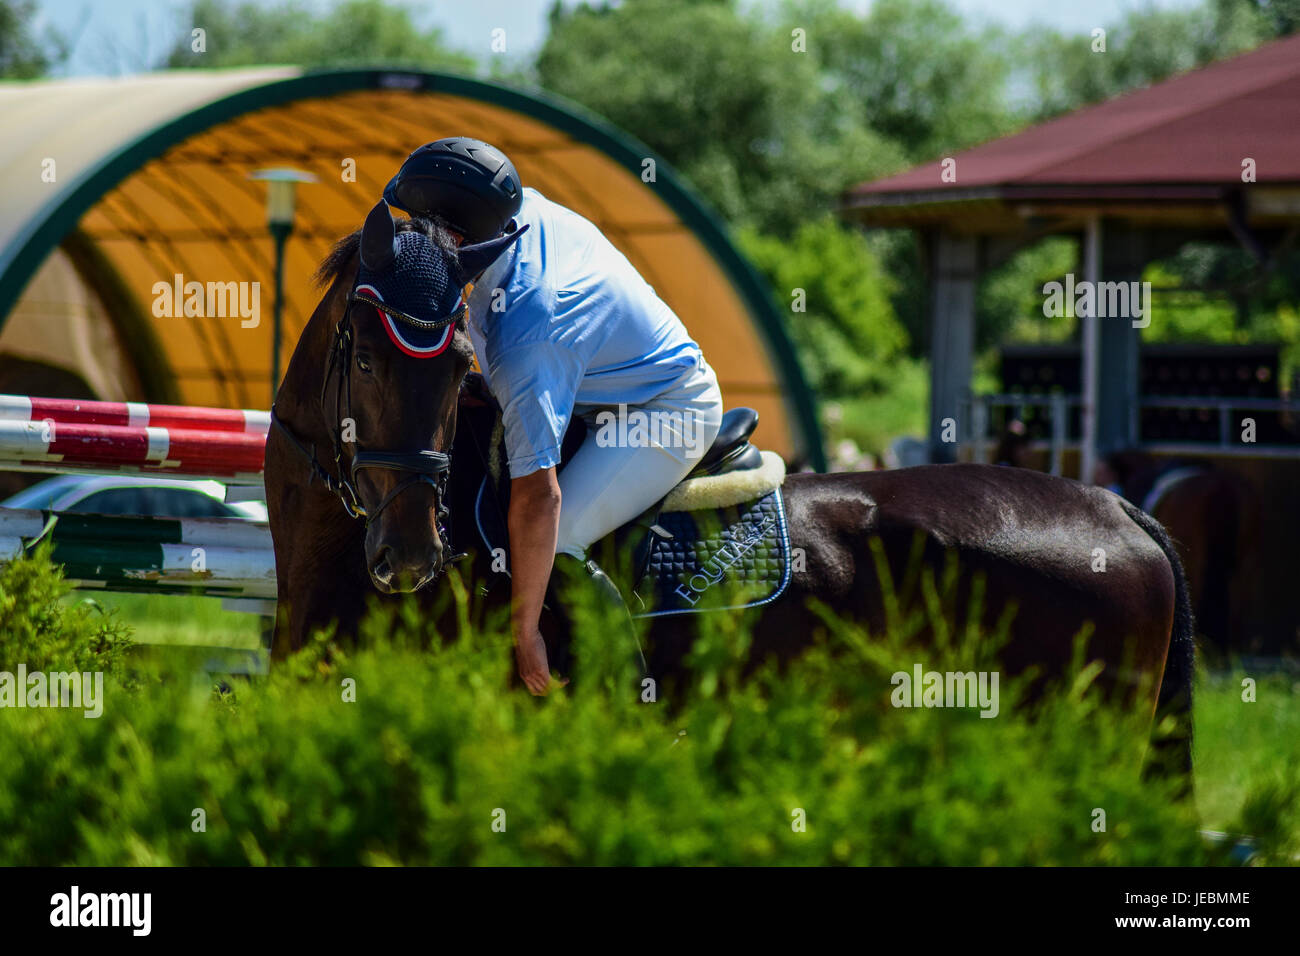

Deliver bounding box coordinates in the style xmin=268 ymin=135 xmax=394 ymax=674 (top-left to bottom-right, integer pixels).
xmin=472 ymin=479 xmax=791 ymax=618
xmin=630 ymin=488 xmax=791 ymax=619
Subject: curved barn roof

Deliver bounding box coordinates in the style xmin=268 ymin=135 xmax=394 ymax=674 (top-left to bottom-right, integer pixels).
xmin=0 ymin=67 xmax=824 ymax=468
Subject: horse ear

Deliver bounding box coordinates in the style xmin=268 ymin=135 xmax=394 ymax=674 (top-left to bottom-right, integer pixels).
xmin=455 ymin=224 xmax=529 ymax=285
xmin=359 ymin=200 xmax=398 ymax=272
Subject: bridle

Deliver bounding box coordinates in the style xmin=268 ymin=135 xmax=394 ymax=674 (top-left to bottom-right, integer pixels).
xmin=270 ymin=283 xmax=467 ymax=561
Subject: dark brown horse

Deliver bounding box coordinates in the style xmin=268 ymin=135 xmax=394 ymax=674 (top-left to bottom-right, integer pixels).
xmin=265 ymin=214 xmax=1195 ymax=778
xmin=1101 ymin=450 xmax=1259 ymax=659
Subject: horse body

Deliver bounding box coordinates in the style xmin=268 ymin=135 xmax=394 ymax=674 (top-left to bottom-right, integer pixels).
xmin=755 ymin=467 xmax=1177 ymax=696
xmin=1105 ymin=450 xmax=1259 ymax=657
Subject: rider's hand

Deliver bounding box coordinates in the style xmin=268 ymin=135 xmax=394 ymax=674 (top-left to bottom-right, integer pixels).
xmin=515 ymin=626 xmax=565 ymax=695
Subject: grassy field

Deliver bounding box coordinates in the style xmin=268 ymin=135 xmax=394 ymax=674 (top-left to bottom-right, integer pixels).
xmin=63 ymin=591 xmax=264 ymax=649
xmin=1194 ymin=669 xmax=1300 ymax=835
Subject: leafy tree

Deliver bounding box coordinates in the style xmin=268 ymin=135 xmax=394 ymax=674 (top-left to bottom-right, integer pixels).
xmin=537 ymin=0 xmax=905 ymax=234
xmin=164 ymin=0 xmax=475 ymax=72
xmin=738 ymin=217 xmax=906 ymax=396
xmin=1225 ymin=0 xmax=1300 ymax=39
xmin=977 ymin=238 xmax=1078 ymax=349
xmin=1013 ymin=2 xmax=1275 ymax=122
xmin=0 ymin=0 xmax=68 ymax=77
xmin=783 ymin=0 xmax=1019 ymax=163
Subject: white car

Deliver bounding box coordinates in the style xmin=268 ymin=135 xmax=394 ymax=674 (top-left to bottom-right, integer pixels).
xmin=0 ymin=475 xmax=267 ymax=521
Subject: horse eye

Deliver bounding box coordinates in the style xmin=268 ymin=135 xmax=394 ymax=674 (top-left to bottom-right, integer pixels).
xmin=356 ymin=355 xmax=372 ymax=373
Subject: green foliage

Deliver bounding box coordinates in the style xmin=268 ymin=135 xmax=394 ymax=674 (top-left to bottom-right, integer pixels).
xmin=1141 ymin=260 xmax=1300 ymax=387
xmin=978 ymin=237 xmax=1079 ymax=348
xmin=823 ymin=357 xmax=929 ymax=460
xmin=0 ymin=543 xmax=133 ymax=676
xmin=0 ymin=0 xmax=67 ymax=77
xmin=1142 ymin=262 xmax=1242 ymax=344
xmin=1012 ymin=2 xmax=1267 ymax=122
xmin=1236 ymin=0 xmax=1300 ymax=36
xmin=537 ymin=0 xmax=908 ymax=234
xmin=737 ymin=217 xmax=906 ymax=396
xmin=3 ymin=547 xmax=1290 ymax=866
xmin=164 ymin=0 xmax=475 ymax=72
xmin=787 ymin=0 xmax=1019 ymax=162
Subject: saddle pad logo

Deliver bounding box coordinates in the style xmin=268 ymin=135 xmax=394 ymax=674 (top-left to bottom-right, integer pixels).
xmin=672 ymin=511 xmax=778 ymax=606
xmin=635 ymin=488 xmax=791 ymax=618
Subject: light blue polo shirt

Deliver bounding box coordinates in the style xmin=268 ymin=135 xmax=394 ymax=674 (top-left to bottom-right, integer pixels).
xmin=466 ymin=187 xmax=704 ymax=476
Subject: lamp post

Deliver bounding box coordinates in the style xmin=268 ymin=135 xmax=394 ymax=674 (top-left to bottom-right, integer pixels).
xmin=249 ymin=167 xmax=317 ymax=402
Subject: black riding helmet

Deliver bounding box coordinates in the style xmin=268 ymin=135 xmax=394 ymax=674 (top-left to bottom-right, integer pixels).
xmin=383 ymin=137 xmax=522 ymax=244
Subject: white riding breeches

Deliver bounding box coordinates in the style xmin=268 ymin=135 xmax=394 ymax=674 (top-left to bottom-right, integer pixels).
xmin=555 ymin=359 xmax=723 ymax=558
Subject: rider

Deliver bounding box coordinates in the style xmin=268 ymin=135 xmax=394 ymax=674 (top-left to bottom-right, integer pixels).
xmin=383 ymin=138 xmax=723 ymax=695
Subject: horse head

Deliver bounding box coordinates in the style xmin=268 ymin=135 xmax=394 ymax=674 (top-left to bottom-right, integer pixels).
xmin=283 ymin=199 xmax=524 ymax=593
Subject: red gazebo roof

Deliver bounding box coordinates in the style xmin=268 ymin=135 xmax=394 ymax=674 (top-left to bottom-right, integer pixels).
xmin=844 ymin=32 xmax=1300 ymax=226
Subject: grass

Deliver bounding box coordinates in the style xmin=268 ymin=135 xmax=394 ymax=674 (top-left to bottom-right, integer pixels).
xmin=1194 ymin=669 xmax=1300 ymax=835
xmin=824 ymin=356 xmax=928 ymax=461
xmin=63 ymin=591 xmax=264 ymax=650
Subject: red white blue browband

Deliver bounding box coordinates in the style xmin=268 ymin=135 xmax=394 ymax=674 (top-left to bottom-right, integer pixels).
xmin=350 ymin=283 xmax=464 ymax=358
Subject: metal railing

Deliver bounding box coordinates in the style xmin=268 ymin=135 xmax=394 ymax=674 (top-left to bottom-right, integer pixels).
xmin=963 ymin=393 xmax=1300 ymax=476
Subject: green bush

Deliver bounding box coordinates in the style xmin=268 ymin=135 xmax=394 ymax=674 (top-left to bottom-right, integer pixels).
xmin=0 ymin=541 xmax=133 ymax=676
xmin=0 ymin=549 xmax=1292 ymax=865
xmin=738 ymin=217 xmax=907 ymax=399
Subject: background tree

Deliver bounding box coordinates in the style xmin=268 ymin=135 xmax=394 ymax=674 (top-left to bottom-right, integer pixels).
xmin=164 ymin=0 xmax=474 ymax=72
xmin=0 ymin=0 xmax=68 ymax=77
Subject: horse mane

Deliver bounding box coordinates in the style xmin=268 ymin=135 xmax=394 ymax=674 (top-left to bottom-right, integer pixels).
xmin=313 ymin=214 xmax=461 ymax=288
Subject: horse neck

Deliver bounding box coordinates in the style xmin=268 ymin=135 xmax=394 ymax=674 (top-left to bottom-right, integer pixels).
xmin=275 ymin=265 xmax=352 ymax=444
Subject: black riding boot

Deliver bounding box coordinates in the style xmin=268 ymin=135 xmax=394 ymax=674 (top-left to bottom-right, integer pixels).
xmin=551 ymin=553 xmax=649 ymax=680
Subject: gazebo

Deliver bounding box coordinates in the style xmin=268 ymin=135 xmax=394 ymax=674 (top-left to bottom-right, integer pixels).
xmin=842 ymin=32 xmax=1300 ymax=477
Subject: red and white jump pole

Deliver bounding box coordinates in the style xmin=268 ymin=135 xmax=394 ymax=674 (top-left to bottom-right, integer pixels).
xmin=0 ymin=394 xmax=269 ymax=434
xmin=0 ymin=394 xmax=269 ymax=483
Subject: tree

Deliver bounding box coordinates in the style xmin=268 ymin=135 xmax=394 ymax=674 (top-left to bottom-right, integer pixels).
xmin=784 ymin=0 xmax=1019 ymax=163
xmin=537 ymin=0 xmax=905 ymax=234
xmin=738 ymin=217 xmax=906 ymax=397
xmin=164 ymin=0 xmax=474 ymax=73
xmin=0 ymin=0 xmax=67 ymax=78
xmin=1013 ymin=2 xmax=1275 ymax=122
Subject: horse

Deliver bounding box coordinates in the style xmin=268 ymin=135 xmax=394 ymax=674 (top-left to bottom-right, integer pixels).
xmin=264 ymin=209 xmax=1195 ymax=780
xmin=1101 ymin=449 xmax=1259 ymax=660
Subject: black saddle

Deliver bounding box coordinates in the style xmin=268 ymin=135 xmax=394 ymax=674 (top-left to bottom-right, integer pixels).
xmin=688 ymin=407 xmax=762 ymax=477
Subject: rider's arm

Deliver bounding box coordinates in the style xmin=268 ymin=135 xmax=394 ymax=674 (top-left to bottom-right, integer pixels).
xmin=509 ymin=466 xmax=561 ymax=693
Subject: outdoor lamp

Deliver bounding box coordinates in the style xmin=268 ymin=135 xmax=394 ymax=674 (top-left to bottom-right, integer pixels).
xmin=249 ymin=167 xmax=318 ymax=401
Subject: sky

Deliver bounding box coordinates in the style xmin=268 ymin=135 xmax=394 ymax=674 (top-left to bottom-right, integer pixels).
xmin=34 ymin=0 xmax=1204 ymax=77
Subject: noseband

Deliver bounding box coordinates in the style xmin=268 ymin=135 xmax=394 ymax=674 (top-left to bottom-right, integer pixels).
xmin=271 ymin=286 xmax=466 ymax=561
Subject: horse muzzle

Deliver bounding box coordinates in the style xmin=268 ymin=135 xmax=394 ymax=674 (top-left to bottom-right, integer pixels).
xmin=368 ymin=541 xmax=445 ymax=594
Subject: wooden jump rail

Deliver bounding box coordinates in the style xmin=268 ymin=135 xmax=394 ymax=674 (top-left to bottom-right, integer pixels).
xmin=0 ymin=508 xmax=276 ymax=599
xmin=0 ymin=393 xmax=268 ymax=483
xmin=0 ymin=394 xmax=278 ymax=673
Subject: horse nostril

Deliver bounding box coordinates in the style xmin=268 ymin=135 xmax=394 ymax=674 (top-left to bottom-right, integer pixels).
xmin=371 ymin=547 xmax=394 ymax=583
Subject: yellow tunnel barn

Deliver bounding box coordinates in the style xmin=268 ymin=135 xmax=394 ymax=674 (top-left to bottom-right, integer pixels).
xmin=0 ymin=68 xmax=823 ymax=468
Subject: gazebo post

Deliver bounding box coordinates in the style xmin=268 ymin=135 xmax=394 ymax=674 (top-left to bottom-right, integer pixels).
xmin=1082 ymin=219 xmax=1147 ymax=483
xmin=926 ymin=231 xmax=979 ymax=463
xmin=1081 ymin=217 xmax=1101 ymax=484
xmin=1093 ymin=222 xmax=1147 ymax=478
